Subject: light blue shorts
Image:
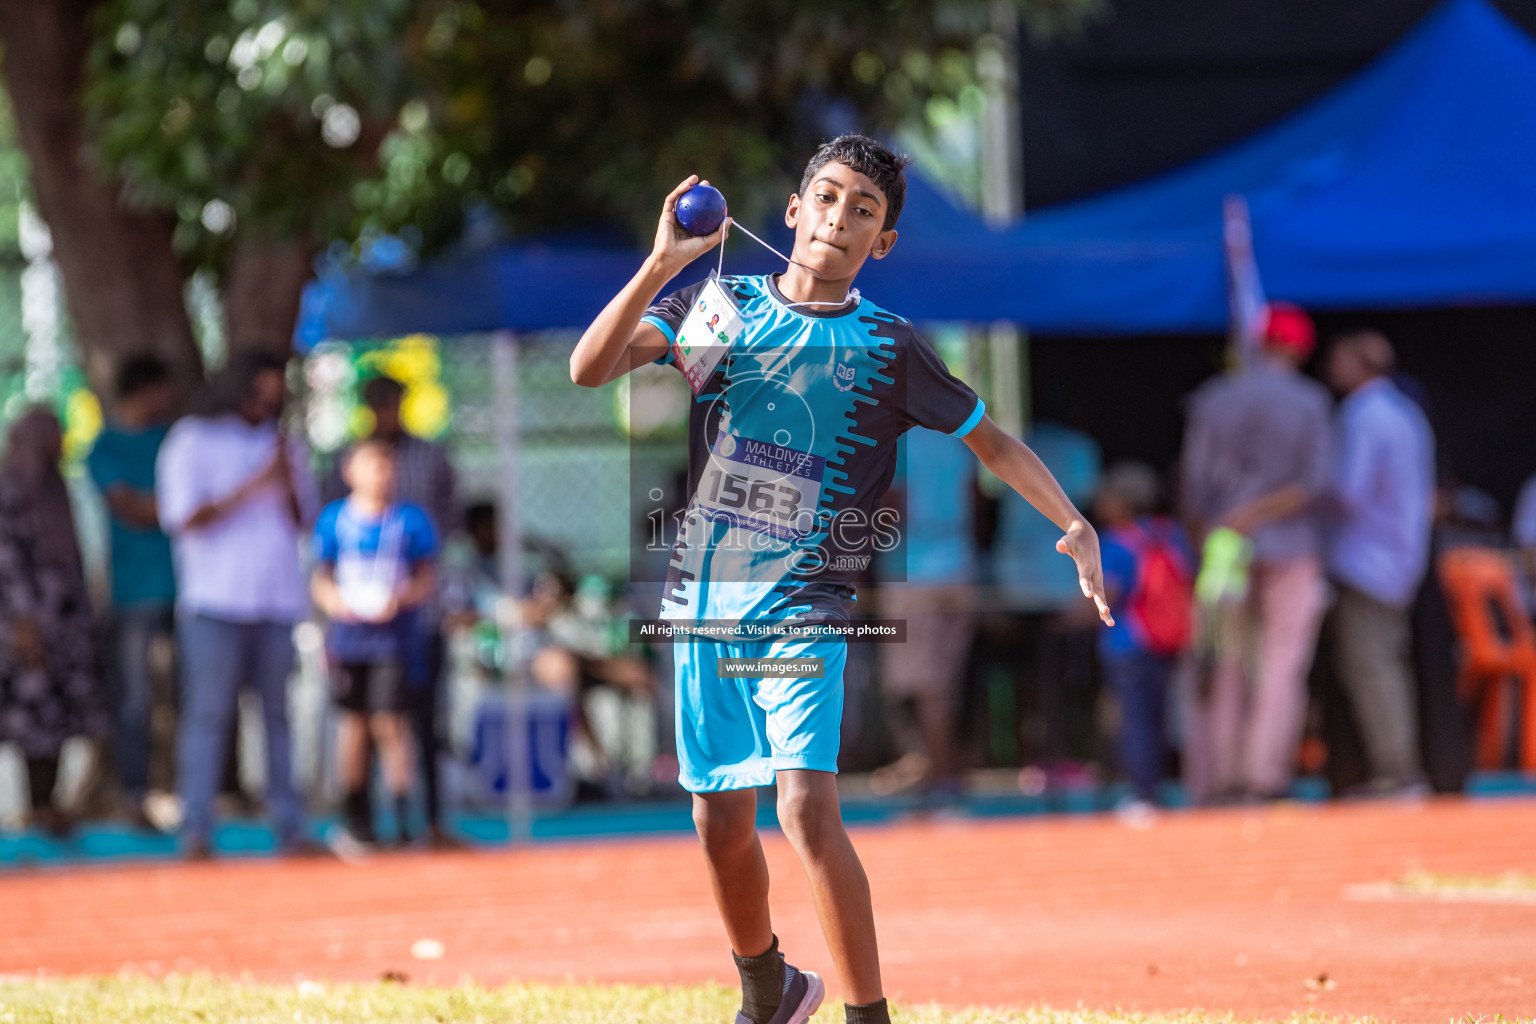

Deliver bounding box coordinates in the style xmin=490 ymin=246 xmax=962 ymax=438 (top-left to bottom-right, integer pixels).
xmin=674 ymin=637 xmax=847 ymax=792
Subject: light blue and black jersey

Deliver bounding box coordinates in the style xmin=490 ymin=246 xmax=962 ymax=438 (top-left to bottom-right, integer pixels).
xmin=643 ymin=273 xmax=984 ymax=628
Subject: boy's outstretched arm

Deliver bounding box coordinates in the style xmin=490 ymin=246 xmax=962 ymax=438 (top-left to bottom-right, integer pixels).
xmin=962 ymin=415 xmax=1114 ymax=626
xmin=570 ymin=174 xmax=728 ymax=387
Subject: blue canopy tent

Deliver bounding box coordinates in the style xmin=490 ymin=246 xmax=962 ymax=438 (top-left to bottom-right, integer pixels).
xmin=297 ymin=0 xmax=1536 ymax=343
xmin=995 ymin=0 xmax=1536 ymax=335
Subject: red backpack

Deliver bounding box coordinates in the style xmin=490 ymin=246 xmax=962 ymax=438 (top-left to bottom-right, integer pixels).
xmin=1124 ymin=520 xmax=1194 ymax=656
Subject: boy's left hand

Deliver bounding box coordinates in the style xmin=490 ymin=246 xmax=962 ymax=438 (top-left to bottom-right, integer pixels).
xmin=1056 ymin=521 xmax=1114 ymax=627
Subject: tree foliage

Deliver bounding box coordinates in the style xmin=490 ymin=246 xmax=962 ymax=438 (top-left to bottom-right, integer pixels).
xmin=0 ymin=97 xmax=29 ymax=262
xmin=85 ymin=0 xmax=1103 ymax=271
xmin=85 ymin=0 xmax=417 ymax=266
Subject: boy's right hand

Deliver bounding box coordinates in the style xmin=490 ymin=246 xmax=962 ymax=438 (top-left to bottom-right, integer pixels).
xmin=1056 ymin=520 xmax=1115 ymax=627
xmin=648 ymin=175 xmax=729 ymax=278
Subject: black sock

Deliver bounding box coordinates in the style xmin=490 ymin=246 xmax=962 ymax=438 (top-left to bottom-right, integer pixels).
xmin=394 ymin=795 xmax=412 ymax=841
xmin=732 ymin=934 xmax=785 ymax=1024
xmin=344 ymin=788 xmax=372 ymax=839
xmin=25 ymin=757 xmax=59 ymax=809
xmin=845 ymin=998 xmax=891 ymax=1024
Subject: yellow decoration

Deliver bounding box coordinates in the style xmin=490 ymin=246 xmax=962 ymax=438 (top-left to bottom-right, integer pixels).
xmin=62 ymin=387 xmax=103 ymax=464
xmin=348 ymin=334 xmax=450 ymax=441
xmin=402 ymin=380 xmax=450 ymax=438
xmin=368 ymin=334 xmax=440 ymax=390
xmin=349 ymin=404 xmax=377 ymax=439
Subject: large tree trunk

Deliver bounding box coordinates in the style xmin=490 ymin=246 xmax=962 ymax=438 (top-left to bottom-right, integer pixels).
xmin=222 ymin=234 xmax=318 ymax=358
xmin=0 ymin=0 xmax=203 ymax=409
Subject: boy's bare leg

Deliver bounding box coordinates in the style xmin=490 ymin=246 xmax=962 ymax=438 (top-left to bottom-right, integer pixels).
xmin=370 ymin=711 xmax=413 ymax=793
xmin=692 ymin=788 xmax=774 ymax=956
xmin=337 ymin=712 xmax=367 ymax=789
xmin=776 ymin=768 xmax=882 ymax=1004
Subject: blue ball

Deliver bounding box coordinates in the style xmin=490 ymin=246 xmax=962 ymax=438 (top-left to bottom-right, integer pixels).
xmin=675 ymin=184 xmax=727 ymax=236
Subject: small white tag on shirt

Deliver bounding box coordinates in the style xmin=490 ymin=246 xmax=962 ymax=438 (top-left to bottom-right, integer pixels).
xmin=673 ymin=277 xmax=742 ymax=394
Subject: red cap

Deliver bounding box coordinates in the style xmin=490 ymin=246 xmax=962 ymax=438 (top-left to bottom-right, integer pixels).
xmin=1262 ymin=302 xmax=1316 ymax=358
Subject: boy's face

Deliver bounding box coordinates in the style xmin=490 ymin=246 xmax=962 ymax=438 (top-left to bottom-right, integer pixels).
xmin=784 ymin=161 xmax=898 ymax=281
xmin=345 ymin=444 xmax=396 ymax=502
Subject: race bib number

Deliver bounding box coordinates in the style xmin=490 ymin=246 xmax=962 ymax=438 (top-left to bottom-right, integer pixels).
xmin=672 ymin=277 xmax=742 ymax=394
xmin=697 ymin=432 xmax=825 ymax=540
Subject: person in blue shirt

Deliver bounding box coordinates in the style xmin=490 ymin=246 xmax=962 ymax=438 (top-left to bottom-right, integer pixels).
xmin=85 ymin=355 xmax=177 ymax=827
xmin=571 ymin=135 xmax=1112 ymax=1024
xmin=873 ymin=426 xmax=980 ymax=800
xmin=311 ymin=438 xmax=437 ymax=846
xmin=1095 ymin=462 xmax=1193 ymax=812
xmin=990 ymin=419 xmax=1103 ymax=782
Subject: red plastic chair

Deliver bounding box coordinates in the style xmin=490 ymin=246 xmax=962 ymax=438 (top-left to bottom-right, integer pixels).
xmin=1437 ymin=547 xmax=1536 ymax=771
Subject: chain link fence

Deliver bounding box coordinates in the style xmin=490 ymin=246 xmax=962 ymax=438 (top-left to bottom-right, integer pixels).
xmin=301 ymin=331 xmax=688 ymax=582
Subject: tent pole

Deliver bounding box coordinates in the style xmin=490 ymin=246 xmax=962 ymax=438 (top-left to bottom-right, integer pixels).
xmin=980 ymin=0 xmax=1029 ymax=435
xmin=491 ymin=330 xmax=532 ymax=843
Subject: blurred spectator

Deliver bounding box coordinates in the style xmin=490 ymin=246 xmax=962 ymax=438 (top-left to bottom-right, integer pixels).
xmin=85 ymin=355 xmax=178 ymax=828
xmin=0 ymin=408 xmax=107 ymax=837
xmin=873 ymin=428 xmax=979 ymax=798
xmin=1516 ymin=473 xmax=1536 ymax=554
xmin=1095 ymin=462 xmax=1192 ymax=811
xmin=326 ymin=375 xmax=461 ymax=846
xmin=989 ymin=420 xmax=1102 ymax=777
xmin=1512 ymin=474 xmax=1536 ymax=603
xmin=516 ymin=569 xmax=655 ymax=797
xmin=156 ymin=351 xmax=318 ymax=859
xmin=1181 ymin=303 xmax=1332 ymax=803
xmin=453 ymin=501 xmax=504 ymax=618
xmin=442 ymin=504 xmax=578 ymax=674
xmin=1322 ymin=330 xmax=1435 ymax=795
xmin=312 ymin=439 xmax=438 ymax=846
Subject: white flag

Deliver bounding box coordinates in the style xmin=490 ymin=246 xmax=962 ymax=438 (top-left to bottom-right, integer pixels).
xmin=1223 ymin=194 xmax=1266 ymax=369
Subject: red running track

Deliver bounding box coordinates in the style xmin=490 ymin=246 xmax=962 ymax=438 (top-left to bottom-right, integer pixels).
xmin=4 ymin=797 xmax=1535 ymax=1021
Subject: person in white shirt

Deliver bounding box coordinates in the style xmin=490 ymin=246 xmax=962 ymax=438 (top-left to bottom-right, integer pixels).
xmin=1323 ymin=330 xmax=1436 ymax=795
xmin=157 ymin=351 xmax=319 ymax=858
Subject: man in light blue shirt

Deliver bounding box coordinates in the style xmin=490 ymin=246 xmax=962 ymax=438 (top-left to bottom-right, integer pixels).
xmin=876 ymin=426 xmax=978 ymax=796
xmin=1324 ymin=330 xmax=1435 ymax=793
xmin=990 ymin=421 xmax=1102 ymax=775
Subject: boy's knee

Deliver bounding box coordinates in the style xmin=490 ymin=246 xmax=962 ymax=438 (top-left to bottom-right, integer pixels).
xmin=692 ymin=793 xmax=755 ymax=856
xmin=776 ymin=782 xmax=841 ymax=854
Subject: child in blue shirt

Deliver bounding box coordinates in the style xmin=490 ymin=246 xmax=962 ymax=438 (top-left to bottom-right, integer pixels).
xmin=312 ymin=438 xmax=437 ymax=845
xmin=1096 ymin=462 xmax=1193 ymax=809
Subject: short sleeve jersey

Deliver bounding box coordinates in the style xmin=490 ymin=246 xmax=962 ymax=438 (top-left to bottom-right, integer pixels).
xmin=642 ymin=273 xmax=984 ymax=627
xmin=313 ymin=499 xmax=438 ymax=662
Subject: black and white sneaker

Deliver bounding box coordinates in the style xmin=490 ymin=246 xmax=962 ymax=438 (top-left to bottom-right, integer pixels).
xmin=733 ymin=963 xmax=824 ymax=1024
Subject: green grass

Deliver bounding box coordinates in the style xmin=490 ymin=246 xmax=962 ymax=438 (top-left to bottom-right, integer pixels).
xmin=0 ymin=976 xmax=1522 ymax=1024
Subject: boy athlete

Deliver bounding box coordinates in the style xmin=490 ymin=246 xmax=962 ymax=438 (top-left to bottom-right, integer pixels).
xmin=571 ymin=135 xmax=1113 ymax=1024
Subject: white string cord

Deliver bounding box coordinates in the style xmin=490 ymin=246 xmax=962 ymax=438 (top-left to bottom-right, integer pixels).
xmin=727 ymin=219 xmax=792 ymax=265
xmin=719 ymin=219 xmax=860 ymax=309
